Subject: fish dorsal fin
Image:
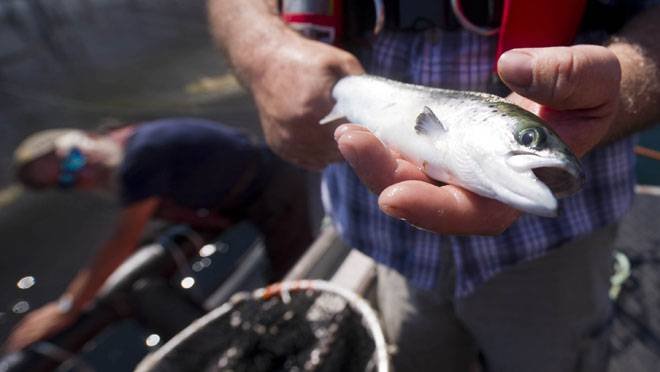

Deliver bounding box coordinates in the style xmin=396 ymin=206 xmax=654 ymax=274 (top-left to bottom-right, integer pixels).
xmin=415 ymin=106 xmax=447 ymax=135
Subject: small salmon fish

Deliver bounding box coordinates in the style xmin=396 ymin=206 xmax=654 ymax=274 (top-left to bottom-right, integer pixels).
xmin=322 ymin=74 xmax=584 ymax=217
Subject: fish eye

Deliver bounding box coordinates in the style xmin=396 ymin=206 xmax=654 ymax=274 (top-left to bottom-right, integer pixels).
xmin=517 ymin=127 xmax=546 ymax=149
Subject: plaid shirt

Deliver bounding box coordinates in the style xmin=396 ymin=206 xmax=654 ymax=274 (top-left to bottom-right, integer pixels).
xmin=322 ymin=29 xmax=638 ymax=297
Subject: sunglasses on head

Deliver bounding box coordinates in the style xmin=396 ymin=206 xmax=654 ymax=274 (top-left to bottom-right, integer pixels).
xmin=58 ymin=147 xmax=86 ymax=189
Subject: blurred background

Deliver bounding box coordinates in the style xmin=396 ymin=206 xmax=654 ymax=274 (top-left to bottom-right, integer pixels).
xmin=0 ymin=0 xmax=279 ymax=369
xmin=0 ymin=0 xmax=659 ymax=371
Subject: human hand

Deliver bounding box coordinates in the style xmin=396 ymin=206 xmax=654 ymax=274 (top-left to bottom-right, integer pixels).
xmin=3 ymin=301 xmax=79 ymax=353
xmin=246 ymin=34 xmax=364 ymax=170
xmin=335 ymin=45 xmax=621 ymax=235
xmin=499 ymin=45 xmax=621 ymax=157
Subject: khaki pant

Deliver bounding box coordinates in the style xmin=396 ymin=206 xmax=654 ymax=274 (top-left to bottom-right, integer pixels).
xmin=378 ymin=225 xmax=617 ymax=372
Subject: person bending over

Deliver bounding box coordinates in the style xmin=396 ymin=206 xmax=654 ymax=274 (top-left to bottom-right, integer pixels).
xmin=5 ymin=117 xmax=312 ymax=352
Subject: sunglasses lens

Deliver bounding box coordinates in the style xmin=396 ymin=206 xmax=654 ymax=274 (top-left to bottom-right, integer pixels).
xmin=58 ymin=148 xmax=86 ymax=188
xmin=62 ymin=148 xmax=86 ymax=172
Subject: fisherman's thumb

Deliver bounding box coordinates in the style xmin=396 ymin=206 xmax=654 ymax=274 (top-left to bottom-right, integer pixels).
xmin=497 ymin=45 xmax=621 ymax=111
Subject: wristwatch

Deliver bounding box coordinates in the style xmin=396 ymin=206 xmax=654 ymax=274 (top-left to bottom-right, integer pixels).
xmin=56 ymin=294 xmax=75 ymax=314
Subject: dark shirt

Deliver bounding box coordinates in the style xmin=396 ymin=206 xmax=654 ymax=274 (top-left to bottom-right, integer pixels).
xmin=119 ymin=118 xmax=269 ymax=215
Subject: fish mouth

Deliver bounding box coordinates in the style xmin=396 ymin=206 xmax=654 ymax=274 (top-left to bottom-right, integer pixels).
xmin=507 ymin=152 xmax=585 ymax=198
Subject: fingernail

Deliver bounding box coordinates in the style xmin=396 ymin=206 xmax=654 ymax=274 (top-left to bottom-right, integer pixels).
xmin=498 ymin=51 xmax=533 ymax=89
xmin=334 ymin=124 xmax=350 ymax=140
xmin=379 ymin=186 xmax=406 ymax=217
xmin=380 ymin=203 xmax=401 ymax=219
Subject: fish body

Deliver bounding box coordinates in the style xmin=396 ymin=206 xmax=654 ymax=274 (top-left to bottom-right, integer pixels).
xmin=322 ymin=74 xmax=584 ymax=217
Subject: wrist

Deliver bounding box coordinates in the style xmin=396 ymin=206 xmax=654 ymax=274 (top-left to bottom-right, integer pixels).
xmin=209 ymin=0 xmax=299 ymax=88
xmin=232 ymin=28 xmax=302 ymax=89
xmin=56 ymin=294 xmax=82 ymax=316
xmin=607 ymin=38 xmax=660 ymax=139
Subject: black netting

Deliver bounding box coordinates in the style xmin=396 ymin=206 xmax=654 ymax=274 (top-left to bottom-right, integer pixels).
xmin=137 ymin=282 xmax=386 ymax=372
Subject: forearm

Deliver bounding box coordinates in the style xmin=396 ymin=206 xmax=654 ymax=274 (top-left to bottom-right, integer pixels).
xmin=1 ymin=236 xmax=140 ymax=352
xmin=207 ymin=0 xmax=296 ymax=86
xmin=63 ymin=235 xmax=139 ymax=311
xmin=207 ymin=0 xmax=363 ymax=169
xmin=62 ymin=199 xmax=158 ymax=312
xmin=607 ymin=5 xmax=660 ymax=140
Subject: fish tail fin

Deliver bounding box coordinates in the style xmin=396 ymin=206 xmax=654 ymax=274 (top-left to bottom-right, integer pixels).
xmin=319 ymin=104 xmax=346 ymax=125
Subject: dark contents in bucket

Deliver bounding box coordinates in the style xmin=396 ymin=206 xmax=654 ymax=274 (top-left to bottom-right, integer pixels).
xmin=149 ymin=289 xmax=377 ymax=372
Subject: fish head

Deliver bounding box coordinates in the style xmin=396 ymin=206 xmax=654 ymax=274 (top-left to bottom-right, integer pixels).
xmin=467 ymin=102 xmax=584 ymax=217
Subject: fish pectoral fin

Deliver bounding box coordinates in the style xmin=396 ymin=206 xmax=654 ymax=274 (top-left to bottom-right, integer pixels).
xmin=415 ymin=106 xmax=447 ymax=135
xmin=319 ymin=105 xmax=346 ymax=125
